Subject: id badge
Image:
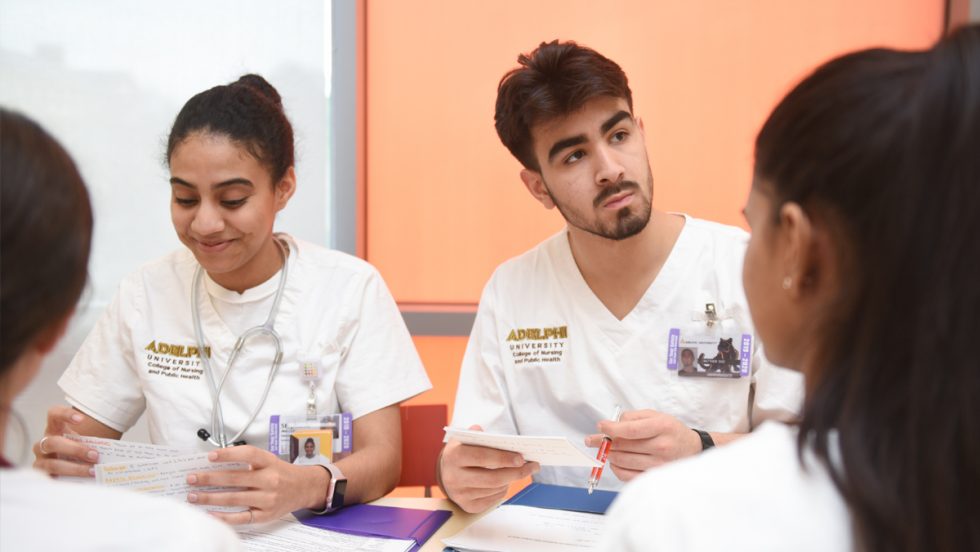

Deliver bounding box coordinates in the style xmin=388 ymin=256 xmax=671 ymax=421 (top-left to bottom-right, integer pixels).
xmin=666 ymin=304 xmax=752 ymax=379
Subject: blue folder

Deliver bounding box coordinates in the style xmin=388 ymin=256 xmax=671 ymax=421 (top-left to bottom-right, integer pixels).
xmin=504 ymin=482 xmax=618 ymax=514
xmin=297 ymin=504 xmax=451 ymax=552
xmin=442 ymin=483 xmax=619 ymax=551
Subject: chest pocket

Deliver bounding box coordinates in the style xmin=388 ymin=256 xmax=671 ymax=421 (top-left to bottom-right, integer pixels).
xmin=656 ymin=318 xmax=755 ymax=429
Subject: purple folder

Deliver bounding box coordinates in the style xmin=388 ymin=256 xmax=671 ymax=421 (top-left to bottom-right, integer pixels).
xmin=296 ymin=504 xmax=452 ymax=552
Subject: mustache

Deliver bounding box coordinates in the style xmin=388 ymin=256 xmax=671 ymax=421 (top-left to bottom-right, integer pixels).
xmin=594 ymin=181 xmax=640 ymax=208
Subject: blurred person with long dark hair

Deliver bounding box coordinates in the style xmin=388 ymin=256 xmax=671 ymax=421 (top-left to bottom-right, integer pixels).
xmin=0 ymin=108 xmax=240 ymax=550
xmin=601 ymin=24 xmax=980 ymax=552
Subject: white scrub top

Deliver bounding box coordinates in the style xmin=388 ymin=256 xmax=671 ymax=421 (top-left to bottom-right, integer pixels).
xmin=1 ymin=467 xmax=241 ymax=551
xmin=59 ymin=235 xmax=431 ymax=450
xmin=451 ymin=216 xmax=804 ymax=489
xmin=600 ymin=423 xmax=853 ymax=551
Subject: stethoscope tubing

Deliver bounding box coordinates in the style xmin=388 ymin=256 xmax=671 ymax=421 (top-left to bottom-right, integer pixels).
xmin=192 ymin=238 xmax=289 ymax=448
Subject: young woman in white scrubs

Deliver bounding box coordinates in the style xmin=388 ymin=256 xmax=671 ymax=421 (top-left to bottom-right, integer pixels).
xmin=600 ymin=25 xmax=980 ymax=552
xmin=32 ymin=75 xmax=431 ymax=525
xmin=0 ymin=109 xmax=240 ymax=550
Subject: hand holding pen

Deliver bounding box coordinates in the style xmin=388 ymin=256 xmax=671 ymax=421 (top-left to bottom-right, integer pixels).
xmin=586 ymin=408 xmax=706 ymax=483
xmin=587 ymin=405 xmax=623 ymax=494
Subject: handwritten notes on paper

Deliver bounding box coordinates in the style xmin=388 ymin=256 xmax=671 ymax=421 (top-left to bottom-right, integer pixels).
xmin=444 ymin=428 xmax=601 ymax=467
xmin=94 ymin=452 xmax=248 ymax=513
xmin=66 ymin=434 xmax=186 ymax=463
xmin=58 ymin=434 xmax=187 ymax=484
xmin=443 ymin=504 xmax=605 ymax=551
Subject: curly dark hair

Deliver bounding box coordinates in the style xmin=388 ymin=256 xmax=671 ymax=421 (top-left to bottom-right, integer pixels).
xmin=166 ymin=74 xmax=294 ymax=182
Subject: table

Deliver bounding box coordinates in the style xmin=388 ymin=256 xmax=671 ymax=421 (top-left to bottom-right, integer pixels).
xmin=371 ymin=497 xmax=488 ymax=551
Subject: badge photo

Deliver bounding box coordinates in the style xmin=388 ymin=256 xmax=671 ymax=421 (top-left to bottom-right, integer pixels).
xmin=666 ymin=303 xmax=752 ymax=379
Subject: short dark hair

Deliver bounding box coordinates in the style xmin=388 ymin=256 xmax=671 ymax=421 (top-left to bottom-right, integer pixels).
xmin=1 ymin=109 xmax=93 ymax=373
xmin=166 ymin=74 xmax=294 ymax=182
xmin=494 ymin=40 xmax=633 ymax=171
xmin=755 ymin=24 xmax=980 ymax=552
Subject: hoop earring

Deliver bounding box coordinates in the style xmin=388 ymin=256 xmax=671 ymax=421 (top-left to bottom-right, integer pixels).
xmin=5 ymin=408 xmax=31 ymax=465
xmin=781 ymin=276 xmax=792 ymax=290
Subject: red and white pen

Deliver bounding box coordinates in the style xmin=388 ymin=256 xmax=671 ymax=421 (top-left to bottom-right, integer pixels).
xmin=588 ymin=405 xmax=623 ymax=494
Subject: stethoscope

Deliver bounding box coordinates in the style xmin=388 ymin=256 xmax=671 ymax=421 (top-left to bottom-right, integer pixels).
xmin=191 ymin=238 xmax=289 ymax=448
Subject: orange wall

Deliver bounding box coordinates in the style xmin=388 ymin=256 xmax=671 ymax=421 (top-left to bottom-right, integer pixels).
xmin=403 ymin=335 xmax=468 ymax=416
xmin=365 ymin=0 xmax=943 ymax=306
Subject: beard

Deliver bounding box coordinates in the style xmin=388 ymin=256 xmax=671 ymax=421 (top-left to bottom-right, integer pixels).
xmin=546 ymin=177 xmax=653 ymax=241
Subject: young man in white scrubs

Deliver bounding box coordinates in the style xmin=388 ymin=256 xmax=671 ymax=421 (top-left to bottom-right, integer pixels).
xmin=438 ymin=41 xmax=804 ymax=514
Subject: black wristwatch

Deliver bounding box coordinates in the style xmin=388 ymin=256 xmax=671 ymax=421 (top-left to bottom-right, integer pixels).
xmin=693 ymin=428 xmax=715 ymax=452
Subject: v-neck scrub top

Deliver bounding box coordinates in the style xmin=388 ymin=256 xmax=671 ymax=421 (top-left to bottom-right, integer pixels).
xmin=450 ymin=216 xmax=804 ymax=490
xmin=59 ymin=235 xmax=431 ymax=451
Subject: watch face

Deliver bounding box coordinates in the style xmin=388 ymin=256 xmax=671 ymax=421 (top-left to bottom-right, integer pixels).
xmin=333 ymin=479 xmax=348 ymax=509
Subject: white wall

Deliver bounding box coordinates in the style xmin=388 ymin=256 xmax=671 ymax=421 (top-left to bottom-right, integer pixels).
xmin=0 ymin=0 xmax=332 ymax=463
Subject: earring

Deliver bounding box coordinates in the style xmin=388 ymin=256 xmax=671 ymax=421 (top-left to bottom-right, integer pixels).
xmin=781 ymin=276 xmax=792 ymax=290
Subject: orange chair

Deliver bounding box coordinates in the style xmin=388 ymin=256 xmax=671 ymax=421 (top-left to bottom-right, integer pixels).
xmin=399 ymin=404 xmax=448 ymax=497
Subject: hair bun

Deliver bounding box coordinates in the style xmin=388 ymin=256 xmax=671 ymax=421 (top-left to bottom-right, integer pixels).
xmin=233 ymin=74 xmax=283 ymax=107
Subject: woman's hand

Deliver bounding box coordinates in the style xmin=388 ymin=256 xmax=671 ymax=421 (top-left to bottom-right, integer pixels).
xmin=186 ymin=445 xmax=328 ymax=525
xmin=32 ymin=405 xmax=121 ymax=478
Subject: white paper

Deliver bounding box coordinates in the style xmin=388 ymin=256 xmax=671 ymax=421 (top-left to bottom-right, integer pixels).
xmin=239 ymin=518 xmax=414 ymax=552
xmin=95 ymin=452 xmax=248 ymax=513
xmin=66 ymin=434 xmax=187 ymax=463
xmin=444 ymin=427 xmax=602 ymax=467
xmin=59 ymin=434 xmax=188 ymax=484
xmin=443 ymin=504 xmax=605 ymax=552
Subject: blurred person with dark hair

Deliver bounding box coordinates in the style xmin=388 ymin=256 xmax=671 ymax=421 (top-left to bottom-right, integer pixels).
xmin=602 ymin=24 xmax=980 ymax=552
xmin=439 ymin=41 xmax=803 ymax=513
xmin=0 ymin=108 xmax=240 ymax=550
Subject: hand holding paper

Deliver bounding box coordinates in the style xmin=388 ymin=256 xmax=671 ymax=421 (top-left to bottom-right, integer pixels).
xmin=32 ymin=406 xmax=111 ymax=479
xmin=440 ymin=425 xmax=541 ymax=514
xmin=441 ymin=426 xmax=600 ymax=514
xmin=188 ymin=444 xmax=330 ymax=525
xmin=95 ymin=452 xmax=247 ymax=513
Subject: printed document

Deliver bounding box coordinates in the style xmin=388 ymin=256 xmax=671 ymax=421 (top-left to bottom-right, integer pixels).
xmin=443 ymin=504 xmax=605 ymax=551
xmin=239 ymin=518 xmax=414 ymax=552
xmin=95 ymin=452 xmax=248 ymax=513
xmin=444 ymin=427 xmax=602 ymax=467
